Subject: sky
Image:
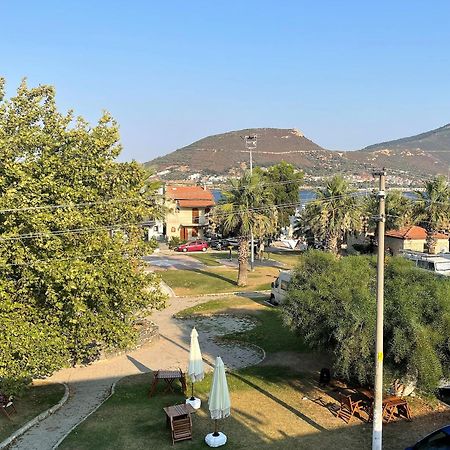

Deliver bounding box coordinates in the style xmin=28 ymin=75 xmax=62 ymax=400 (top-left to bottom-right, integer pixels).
xmin=2 ymin=1 xmax=450 ymax=162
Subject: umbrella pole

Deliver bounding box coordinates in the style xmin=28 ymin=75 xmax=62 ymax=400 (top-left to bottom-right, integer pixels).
xmin=190 ymin=381 xmax=195 ymax=401
xmin=213 ymin=419 xmax=219 ymax=437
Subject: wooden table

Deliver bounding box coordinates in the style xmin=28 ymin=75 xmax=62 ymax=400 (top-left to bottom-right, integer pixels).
xmin=148 ymin=369 xmax=187 ymax=397
xmin=163 ymin=403 xmax=195 ymax=426
xmin=358 ymin=389 xmax=411 ymax=423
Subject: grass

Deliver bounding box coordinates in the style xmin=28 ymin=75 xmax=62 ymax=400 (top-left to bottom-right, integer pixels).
xmin=59 ymin=297 xmax=450 ymax=450
xmin=265 ymin=251 xmax=303 ymax=269
xmin=189 ymin=251 xmax=237 ymax=266
xmin=160 ymin=266 xmax=277 ymax=296
xmin=0 ymin=382 xmax=65 ymax=442
xmin=58 ymin=367 xmax=450 ymax=450
xmin=176 ymin=296 xmax=308 ymax=354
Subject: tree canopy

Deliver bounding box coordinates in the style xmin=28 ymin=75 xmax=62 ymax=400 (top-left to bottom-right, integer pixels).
xmin=0 ymin=79 xmax=166 ymax=393
xmin=255 ymin=162 xmax=303 ymax=229
xmin=283 ymin=251 xmax=450 ymax=392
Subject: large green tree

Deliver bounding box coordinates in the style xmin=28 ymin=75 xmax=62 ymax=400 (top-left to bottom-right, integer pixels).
xmin=415 ymin=176 xmax=450 ymax=253
xmin=283 ymin=251 xmax=450 ymax=392
xmin=217 ymin=171 xmax=275 ymax=286
xmin=0 ymin=80 xmax=166 ymax=393
xmin=296 ymin=175 xmax=362 ymax=254
xmin=255 ymin=162 xmax=303 ymax=229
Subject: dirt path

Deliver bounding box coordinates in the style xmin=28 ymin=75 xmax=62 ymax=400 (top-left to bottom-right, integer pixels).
xmin=9 ymin=293 xmax=264 ymax=450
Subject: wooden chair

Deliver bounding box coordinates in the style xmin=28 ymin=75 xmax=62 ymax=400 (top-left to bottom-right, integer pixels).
xmin=336 ymin=394 xmax=364 ymax=423
xmin=171 ymin=415 xmax=192 ymax=444
xmin=0 ymin=393 xmax=16 ymax=420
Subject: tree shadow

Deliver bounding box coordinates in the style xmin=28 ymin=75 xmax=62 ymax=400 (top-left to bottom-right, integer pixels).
xmin=191 ymin=268 xmax=237 ymax=285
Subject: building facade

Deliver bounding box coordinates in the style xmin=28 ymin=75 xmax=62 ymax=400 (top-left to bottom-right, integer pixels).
xmin=385 ymin=225 xmax=449 ymax=255
xmin=165 ymin=185 xmax=215 ymax=240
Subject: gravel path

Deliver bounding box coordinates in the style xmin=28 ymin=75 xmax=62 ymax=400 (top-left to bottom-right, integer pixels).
xmin=9 ymin=292 xmax=264 ymax=450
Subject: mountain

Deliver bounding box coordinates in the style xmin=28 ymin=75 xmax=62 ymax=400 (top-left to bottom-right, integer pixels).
xmin=349 ymin=124 xmax=450 ymax=176
xmin=145 ymin=128 xmax=351 ymax=180
xmin=145 ymin=125 xmax=450 ymax=184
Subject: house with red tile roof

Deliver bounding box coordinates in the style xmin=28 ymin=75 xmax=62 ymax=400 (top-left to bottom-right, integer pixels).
xmin=165 ymin=185 xmax=215 ymax=240
xmin=385 ymin=225 xmax=449 ymax=255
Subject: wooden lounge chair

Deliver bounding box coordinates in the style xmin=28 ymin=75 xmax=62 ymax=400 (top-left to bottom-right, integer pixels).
xmin=336 ymin=394 xmax=364 ymax=423
xmin=171 ymin=415 xmax=192 ymax=444
xmin=0 ymin=393 xmax=16 ymax=420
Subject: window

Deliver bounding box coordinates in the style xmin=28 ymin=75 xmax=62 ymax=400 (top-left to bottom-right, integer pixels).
xmin=192 ymin=208 xmax=200 ymax=224
xmin=415 ymin=430 xmax=450 ymax=449
xmin=281 ymin=280 xmax=289 ymax=291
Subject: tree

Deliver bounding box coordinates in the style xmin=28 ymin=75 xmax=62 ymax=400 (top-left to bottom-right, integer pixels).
xmin=217 ymin=171 xmax=275 ymax=286
xmin=296 ymin=175 xmax=362 ymax=254
xmin=283 ymin=251 xmax=450 ymax=392
xmin=364 ymin=189 xmax=415 ymax=233
xmin=255 ymin=162 xmax=303 ymax=229
xmin=415 ymin=176 xmax=450 ymax=253
xmin=0 ymin=79 xmax=166 ymax=393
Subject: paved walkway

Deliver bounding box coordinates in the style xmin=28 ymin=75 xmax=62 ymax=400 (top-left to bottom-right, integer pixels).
xmin=10 ymin=292 xmax=264 ymax=450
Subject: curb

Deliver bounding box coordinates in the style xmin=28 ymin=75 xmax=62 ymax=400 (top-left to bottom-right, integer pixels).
xmin=52 ymin=378 xmax=122 ymax=449
xmin=176 ymin=290 xmax=270 ymax=300
xmin=0 ymin=383 xmax=70 ymax=450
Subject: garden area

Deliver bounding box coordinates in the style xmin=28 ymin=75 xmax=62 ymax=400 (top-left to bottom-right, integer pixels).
xmin=0 ymin=382 xmax=65 ymax=442
xmin=58 ymin=296 xmax=450 ymax=449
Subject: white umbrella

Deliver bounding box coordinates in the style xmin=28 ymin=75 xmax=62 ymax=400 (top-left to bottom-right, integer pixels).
xmin=206 ymin=356 xmax=230 ymax=447
xmin=186 ymin=327 xmax=204 ymax=407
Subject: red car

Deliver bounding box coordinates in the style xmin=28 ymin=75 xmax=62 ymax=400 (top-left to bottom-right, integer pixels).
xmin=175 ymin=240 xmax=208 ymax=252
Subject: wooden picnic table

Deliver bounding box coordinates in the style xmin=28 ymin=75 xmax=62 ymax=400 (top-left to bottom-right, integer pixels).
xmin=148 ymin=369 xmax=187 ymax=397
xmin=358 ymin=389 xmax=412 ymax=423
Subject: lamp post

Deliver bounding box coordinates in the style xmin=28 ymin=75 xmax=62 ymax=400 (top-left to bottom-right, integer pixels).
xmin=244 ymin=135 xmax=257 ymax=270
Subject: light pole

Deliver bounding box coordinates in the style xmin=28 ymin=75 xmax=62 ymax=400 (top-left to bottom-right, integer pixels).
xmin=244 ymin=135 xmax=257 ymax=270
xmin=372 ymin=169 xmax=386 ymax=450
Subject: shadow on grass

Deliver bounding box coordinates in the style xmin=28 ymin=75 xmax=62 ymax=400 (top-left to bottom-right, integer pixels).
xmin=191 ymin=268 xmax=237 ymax=285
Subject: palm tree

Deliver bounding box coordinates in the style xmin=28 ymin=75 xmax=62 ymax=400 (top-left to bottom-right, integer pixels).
xmin=298 ymin=175 xmax=362 ymax=254
xmin=364 ymin=189 xmax=415 ymax=233
xmin=415 ymin=176 xmax=450 ymax=254
xmin=218 ymin=171 xmax=275 ymax=286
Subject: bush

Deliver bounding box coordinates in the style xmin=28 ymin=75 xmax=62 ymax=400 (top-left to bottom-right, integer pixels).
xmin=168 ymin=237 xmax=185 ymax=249
xmin=283 ymin=251 xmax=450 ymax=392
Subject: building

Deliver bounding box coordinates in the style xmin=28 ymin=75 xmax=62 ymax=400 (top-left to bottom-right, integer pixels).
xmin=165 ymin=185 xmax=215 ymax=240
xmin=385 ymin=225 xmax=449 ymax=255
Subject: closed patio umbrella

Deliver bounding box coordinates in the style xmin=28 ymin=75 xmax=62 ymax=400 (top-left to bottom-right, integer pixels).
xmin=205 ymin=356 xmax=230 ymax=448
xmin=186 ymin=327 xmax=204 ymax=409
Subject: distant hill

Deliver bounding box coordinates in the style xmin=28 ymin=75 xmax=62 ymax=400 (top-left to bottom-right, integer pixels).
xmin=145 ymin=125 xmax=450 ymax=183
xmin=145 ymin=128 xmax=350 ymax=180
xmin=349 ymin=123 xmax=450 ymax=176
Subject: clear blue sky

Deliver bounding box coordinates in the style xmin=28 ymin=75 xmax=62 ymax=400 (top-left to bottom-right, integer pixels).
xmin=2 ymin=1 xmax=450 ymax=161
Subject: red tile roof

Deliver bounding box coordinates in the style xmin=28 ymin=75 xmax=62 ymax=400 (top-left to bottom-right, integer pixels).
xmin=385 ymin=225 xmax=448 ymax=240
xmin=178 ymin=199 xmax=215 ymax=208
xmin=166 ymin=185 xmax=215 ymax=208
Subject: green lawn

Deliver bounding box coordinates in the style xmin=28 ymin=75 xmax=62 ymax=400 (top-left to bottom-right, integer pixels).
xmin=0 ymin=382 xmax=65 ymax=442
xmin=266 ymin=251 xmax=303 ymax=269
xmin=58 ymin=296 xmax=450 ymax=450
xmin=176 ymin=296 xmax=308 ymax=354
xmin=160 ymin=267 xmax=277 ymax=296
xmin=189 ymin=251 xmax=237 ymax=266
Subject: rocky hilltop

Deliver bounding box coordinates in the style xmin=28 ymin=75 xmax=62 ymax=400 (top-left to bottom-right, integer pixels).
xmin=145 ymin=125 xmax=450 ymax=185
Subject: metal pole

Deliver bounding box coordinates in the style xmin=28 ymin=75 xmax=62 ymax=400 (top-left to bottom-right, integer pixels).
xmin=372 ymin=169 xmax=386 ymax=450
xmin=250 ymin=145 xmax=255 ymax=270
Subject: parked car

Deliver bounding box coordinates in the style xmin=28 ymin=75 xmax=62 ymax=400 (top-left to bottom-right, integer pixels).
xmin=175 ymin=240 xmax=208 ymax=253
xmin=405 ymin=425 xmax=450 ymax=449
xmin=269 ymin=271 xmax=292 ymax=305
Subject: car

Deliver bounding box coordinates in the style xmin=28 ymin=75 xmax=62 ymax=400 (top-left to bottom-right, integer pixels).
xmin=175 ymin=240 xmax=208 ymax=253
xmin=405 ymin=425 xmax=450 ymax=449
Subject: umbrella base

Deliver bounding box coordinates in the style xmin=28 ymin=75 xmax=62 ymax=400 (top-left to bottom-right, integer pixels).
xmin=185 ymin=397 xmax=201 ymax=409
xmin=205 ymin=432 xmax=227 ymax=447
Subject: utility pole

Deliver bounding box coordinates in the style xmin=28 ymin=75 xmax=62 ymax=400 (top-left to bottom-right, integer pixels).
xmin=372 ymin=168 xmax=386 ymax=450
xmin=244 ymin=135 xmax=257 ymax=270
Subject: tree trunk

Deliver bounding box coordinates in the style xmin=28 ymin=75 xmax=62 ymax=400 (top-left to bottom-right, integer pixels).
xmin=426 ymin=230 xmax=438 ymax=254
xmin=237 ymin=237 xmax=249 ymax=287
